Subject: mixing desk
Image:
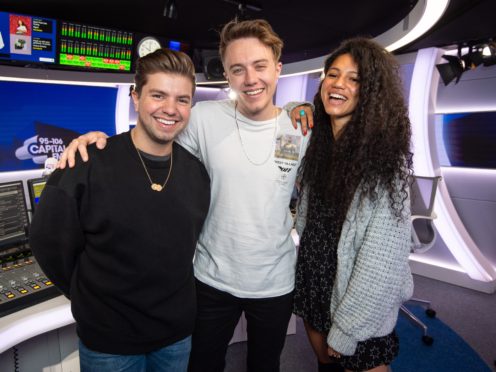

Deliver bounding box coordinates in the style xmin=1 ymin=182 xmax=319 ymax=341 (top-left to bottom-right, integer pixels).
xmin=0 ymin=180 xmax=60 ymax=317
xmin=0 ymin=250 xmax=60 ymax=317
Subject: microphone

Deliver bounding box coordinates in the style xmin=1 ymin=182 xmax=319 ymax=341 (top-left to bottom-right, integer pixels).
xmin=42 ymin=155 xmax=58 ymax=176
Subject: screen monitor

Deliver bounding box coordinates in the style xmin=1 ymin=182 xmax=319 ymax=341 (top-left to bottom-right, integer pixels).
xmin=0 ymin=11 xmax=57 ymax=66
xmin=0 ymin=80 xmax=118 ymax=172
xmin=434 ymin=111 xmax=496 ymax=169
xmin=0 ymin=181 xmax=30 ymax=249
xmin=27 ymin=177 xmax=48 ymax=213
xmin=58 ymin=20 xmax=133 ymax=71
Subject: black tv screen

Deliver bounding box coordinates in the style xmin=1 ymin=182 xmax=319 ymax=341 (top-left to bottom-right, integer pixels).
xmin=58 ymin=20 xmax=133 ymax=72
xmin=0 ymin=11 xmax=57 ymax=65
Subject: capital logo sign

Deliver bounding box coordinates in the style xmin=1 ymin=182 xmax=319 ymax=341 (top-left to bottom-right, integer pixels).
xmin=15 ymin=122 xmax=80 ymax=164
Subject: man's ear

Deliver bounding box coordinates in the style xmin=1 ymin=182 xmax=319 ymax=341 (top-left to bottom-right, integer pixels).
xmin=131 ymin=90 xmax=139 ymax=112
xmin=275 ymin=61 xmax=282 ymax=77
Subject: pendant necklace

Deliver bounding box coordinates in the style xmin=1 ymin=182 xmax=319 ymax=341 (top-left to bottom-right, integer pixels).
xmin=234 ymin=101 xmax=278 ymax=166
xmin=132 ymin=133 xmax=173 ymax=192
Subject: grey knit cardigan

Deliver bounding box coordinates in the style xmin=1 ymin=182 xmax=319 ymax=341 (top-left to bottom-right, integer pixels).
xmin=295 ymin=181 xmax=414 ymax=355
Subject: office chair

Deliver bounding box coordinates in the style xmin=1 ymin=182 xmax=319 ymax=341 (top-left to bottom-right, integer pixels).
xmin=400 ymin=175 xmax=442 ymax=345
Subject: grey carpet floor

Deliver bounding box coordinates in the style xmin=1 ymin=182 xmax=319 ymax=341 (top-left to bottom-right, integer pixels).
xmin=225 ymin=274 xmax=496 ymax=371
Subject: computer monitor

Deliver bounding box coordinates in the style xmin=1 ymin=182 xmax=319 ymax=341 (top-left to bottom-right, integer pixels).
xmin=27 ymin=177 xmax=48 ymax=213
xmin=0 ymin=180 xmax=30 ymax=250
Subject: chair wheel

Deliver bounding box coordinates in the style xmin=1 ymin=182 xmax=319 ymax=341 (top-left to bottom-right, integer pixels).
xmin=425 ymin=308 xmax=436 ymax=318
xmin=422 ymin=335 xmax=434 ymax=345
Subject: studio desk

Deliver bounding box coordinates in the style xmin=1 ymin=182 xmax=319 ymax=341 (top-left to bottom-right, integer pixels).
xmin=0 ymin=254 xmax=71 ymax=354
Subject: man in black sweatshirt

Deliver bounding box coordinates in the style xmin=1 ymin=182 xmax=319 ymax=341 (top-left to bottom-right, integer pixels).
xmin=29 ymin=48 xmax=210 ymax=372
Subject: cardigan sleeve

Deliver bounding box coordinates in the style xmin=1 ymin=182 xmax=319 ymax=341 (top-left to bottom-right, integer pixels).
xmin=327 ymin=187 xmax=412 ymax=355
xmin=29 ymin=163 xmax=88 ymax=298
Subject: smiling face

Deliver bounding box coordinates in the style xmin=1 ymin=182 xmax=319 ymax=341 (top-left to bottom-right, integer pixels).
xmin=320 ymin=53 xmax=360 ymax=135
xmin=131 ymin=72 xmax=192 ymax=156
xmin=223 ymin=37 xmax=282 ymax=121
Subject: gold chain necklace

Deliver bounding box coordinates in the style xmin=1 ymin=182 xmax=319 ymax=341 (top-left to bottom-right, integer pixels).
xmin=134 ymin=145 xmax=173 ymax=192
xmin=234 ymin=101 xmax=278 ymax=166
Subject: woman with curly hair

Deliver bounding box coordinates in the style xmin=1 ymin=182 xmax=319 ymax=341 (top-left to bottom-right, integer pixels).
xmin=293 ymin=37 xmax=414 ymax=372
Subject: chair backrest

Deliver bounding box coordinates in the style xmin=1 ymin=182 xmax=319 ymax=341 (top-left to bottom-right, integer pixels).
xmin=410 ymin=175 xmax=442 ymax=253
xmin=410 ymin=176 xmax=442 ymax=218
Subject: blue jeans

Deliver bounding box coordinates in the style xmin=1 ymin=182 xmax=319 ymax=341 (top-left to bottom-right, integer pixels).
xmin=79 ymin=336 xmax=191 ymax=372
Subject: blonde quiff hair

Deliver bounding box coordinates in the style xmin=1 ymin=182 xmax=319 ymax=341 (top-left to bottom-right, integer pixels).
xmin=133 ymin=48 xmax=196 ymax=96
xmin=219 ymin=19 xmax=284 ymax=63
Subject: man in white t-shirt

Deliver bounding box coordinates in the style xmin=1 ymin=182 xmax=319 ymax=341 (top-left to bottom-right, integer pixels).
xmin=59 ymin=19 xmax=310 ymax=372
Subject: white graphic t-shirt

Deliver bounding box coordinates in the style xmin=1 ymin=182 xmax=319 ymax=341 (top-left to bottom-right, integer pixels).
xmin=178 ymin=99 xmax=310 ymax=298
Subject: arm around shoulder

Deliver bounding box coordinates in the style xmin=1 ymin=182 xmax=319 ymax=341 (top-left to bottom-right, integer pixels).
xmin=283 ymin=101 xmax=314 ymax=113
xmin=176 ymin=104 xmax=202 ymax=159
xmin=58 ymin=131 xmax=109 ymax=169
xmin=283 ymin=101 xmax=315 ymax=133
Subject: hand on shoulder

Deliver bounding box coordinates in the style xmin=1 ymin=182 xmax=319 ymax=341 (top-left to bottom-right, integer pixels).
xmin=58 ymin=131 xmax=109 ymax=169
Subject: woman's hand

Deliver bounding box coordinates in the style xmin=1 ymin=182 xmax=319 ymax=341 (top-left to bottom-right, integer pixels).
xmin=328 ymin=346 xmax=341 ymax=359
xmin=290 ymin=105 xmax=314 ymax=135
xmin=58 ymin=131 xmax=109 ymax=169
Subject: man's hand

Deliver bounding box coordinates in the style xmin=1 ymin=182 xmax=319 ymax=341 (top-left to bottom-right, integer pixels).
xmin=290 ymin=105 xmax=314 ymax=135
xmin=58 ymin=131 xmax=109 ymax=169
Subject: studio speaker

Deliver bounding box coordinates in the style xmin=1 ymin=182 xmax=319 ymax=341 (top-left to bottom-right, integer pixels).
xmin=201 ymin=50 xmax=224 ymax=81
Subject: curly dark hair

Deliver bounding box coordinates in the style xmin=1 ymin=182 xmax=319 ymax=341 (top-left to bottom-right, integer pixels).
xmin=300 ymin=37 xmax=413 ymax=224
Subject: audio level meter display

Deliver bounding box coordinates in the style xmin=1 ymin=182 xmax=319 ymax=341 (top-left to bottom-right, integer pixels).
xmin=58 ymin=21 xmax=133 ymax=71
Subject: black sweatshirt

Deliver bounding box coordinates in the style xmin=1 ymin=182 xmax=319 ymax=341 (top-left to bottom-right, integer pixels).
xmin=29 ymin=132 xmax=210 ymax=354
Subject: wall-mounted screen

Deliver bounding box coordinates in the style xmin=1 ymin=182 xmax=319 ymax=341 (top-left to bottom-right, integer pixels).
xmin=0 ymin=80 xmax=118 ymax=172
xmin=58 ymin=21 xmax=133 ymax=71
xmin=435 ymin=111 xmax=496 ymax=169
xmin=0 ymin=11 xmax=57 ymax=66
